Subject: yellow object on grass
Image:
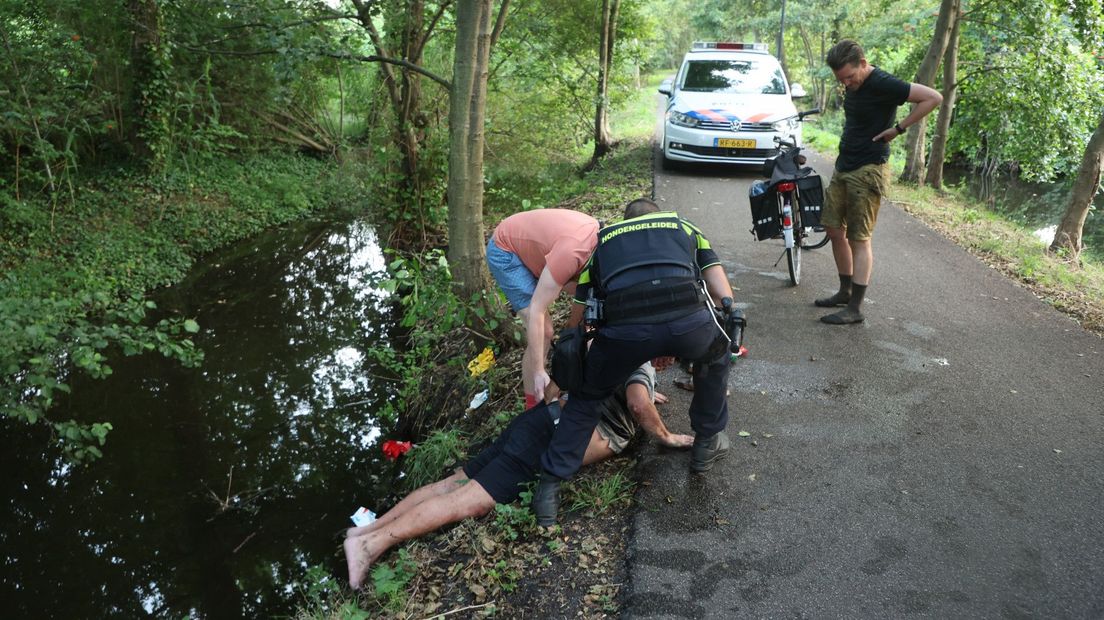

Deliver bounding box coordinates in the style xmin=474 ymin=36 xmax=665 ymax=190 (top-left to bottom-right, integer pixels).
xmin=467 ymin=346 xmax=495 ymax=377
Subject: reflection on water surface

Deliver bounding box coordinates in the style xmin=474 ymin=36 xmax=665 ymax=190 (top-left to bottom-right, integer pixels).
xmin=1 ymin=216 xmax=398 ymax=619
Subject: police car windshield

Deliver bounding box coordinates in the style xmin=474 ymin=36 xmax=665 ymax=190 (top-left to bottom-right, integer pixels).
xmin=681 ymin=60 xmax=786 ymax=94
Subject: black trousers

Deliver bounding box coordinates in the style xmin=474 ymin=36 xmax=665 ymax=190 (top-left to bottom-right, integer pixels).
xmin=540 ymin=307 xmax=731 ymax=480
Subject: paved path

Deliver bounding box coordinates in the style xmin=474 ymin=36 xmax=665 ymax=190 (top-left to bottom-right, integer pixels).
xmin=624 ymin=101 xmax=1104 ymax=618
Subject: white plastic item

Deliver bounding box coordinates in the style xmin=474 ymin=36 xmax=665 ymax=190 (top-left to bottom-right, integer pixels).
xmin=350 ymin=507 xmax=377 ymax=527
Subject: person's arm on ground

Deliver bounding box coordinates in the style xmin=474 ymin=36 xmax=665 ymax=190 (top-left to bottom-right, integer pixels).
xmin=525 ymin=266 xmax=563 ymax=400
xmin=625 ymin=383 xmax=694 ymax=448
xmin=872 ymin=83 xmax=943 ymax=143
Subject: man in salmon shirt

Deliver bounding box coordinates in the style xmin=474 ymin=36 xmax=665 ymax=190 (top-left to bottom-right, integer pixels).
xmin=487 ymin=208 xmax=599 ymax=408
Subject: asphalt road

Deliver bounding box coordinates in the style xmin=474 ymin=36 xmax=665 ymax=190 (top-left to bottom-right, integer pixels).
xmin=624 ymin=101 xmax=1104 ymax=619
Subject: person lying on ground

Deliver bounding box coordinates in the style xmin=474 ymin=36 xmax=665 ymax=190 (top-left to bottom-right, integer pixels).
xmin=344 ymin=363 xmax=689 ymax=589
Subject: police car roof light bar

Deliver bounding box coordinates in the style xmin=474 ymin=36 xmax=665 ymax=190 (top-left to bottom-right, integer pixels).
xmin=691 ymin=41 xmax=768 ymax=52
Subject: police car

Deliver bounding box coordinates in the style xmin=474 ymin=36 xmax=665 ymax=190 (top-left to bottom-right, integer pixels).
xmin=659 ymin=42 xmax=807 ymax=169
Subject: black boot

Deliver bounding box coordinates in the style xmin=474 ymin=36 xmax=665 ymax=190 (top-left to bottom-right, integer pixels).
xmin=690 ymin=432 xmax=730 ymax=473
xmin=815 ymin=273 xmax=852 ymax=307
xmin=532 ymin=473 xmax=561 ymax=526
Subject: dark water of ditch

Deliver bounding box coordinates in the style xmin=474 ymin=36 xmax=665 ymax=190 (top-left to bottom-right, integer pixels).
xmin=941 ymin=166 xmax=1104 ymax=259
xmin=1 ymin=214 xmax=403 ymax=618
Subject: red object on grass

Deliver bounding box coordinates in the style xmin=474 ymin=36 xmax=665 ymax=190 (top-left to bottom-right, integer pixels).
xmin=382 ymin=440 xmax=412 ymax=460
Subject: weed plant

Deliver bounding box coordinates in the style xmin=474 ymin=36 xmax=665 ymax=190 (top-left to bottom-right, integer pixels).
xmin=565 ymin=464 xmax=636 ymax=516
xmin=402 ymin=429 xmax=467 ymax=492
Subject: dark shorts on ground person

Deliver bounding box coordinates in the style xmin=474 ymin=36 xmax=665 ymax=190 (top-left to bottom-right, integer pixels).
xmin=821 ymin=163 xmax=890 ymax=241
xmin=462 ymin=403 xmax=556 ymax=504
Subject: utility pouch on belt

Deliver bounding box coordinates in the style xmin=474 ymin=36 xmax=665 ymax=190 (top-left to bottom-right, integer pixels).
xmin=602 ymin=277 xmax=706 ymax=325
xmin=550 ymin=325 xmax=590 ymax=393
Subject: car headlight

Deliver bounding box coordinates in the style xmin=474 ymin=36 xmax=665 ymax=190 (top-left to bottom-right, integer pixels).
xmin=668 ymin=111 xmax=701 ymax=128
xmin=772 ymin=118 xmax=799 ymax=132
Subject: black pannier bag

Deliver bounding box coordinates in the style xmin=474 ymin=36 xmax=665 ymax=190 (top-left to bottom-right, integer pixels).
xmin=797 ymin=175 xmax=824 ymax=229
xmin=749 ymin=185 xmax=781 ymax=240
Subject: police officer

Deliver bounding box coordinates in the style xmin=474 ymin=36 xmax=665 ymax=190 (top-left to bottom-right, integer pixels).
xmin=532 ymin=198 xmax=737 ymax=526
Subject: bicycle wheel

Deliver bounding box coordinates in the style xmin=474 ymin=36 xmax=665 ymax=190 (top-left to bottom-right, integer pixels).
xmin=786 ymin=243 xmax=801 ymax=285
xmin=804 ymin=226 xmax=830 ymax=249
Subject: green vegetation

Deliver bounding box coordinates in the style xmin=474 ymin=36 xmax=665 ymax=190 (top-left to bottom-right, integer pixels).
xmin=4 ymin=0 xmax=1102 ymax=616
xmin=1 ymin=152 xmax=368 ymax=459
xmin=565 ymin=465 xmax=636 ymax=516
xmin=402 ymin=429 xmax=468 ymax=492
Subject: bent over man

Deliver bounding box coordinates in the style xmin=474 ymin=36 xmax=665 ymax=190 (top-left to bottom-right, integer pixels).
xmin=486 ymin=209 xmax=599 ymax=408
xmin=532 ymin=198 xmax=737 ymax=526
xmin=343 ymin=363 xmax=690 ymax=589
xmin=816 ymin=39 xmax=942 ymax=324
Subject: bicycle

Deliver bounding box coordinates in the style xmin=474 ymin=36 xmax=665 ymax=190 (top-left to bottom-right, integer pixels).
xmin=747 ymin=109 xmax=828 ymax=285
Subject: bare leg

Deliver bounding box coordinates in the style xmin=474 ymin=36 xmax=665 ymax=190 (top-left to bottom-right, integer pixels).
xmin=346 ymin=470 xmax=468 ymax=538
xmin=849 ymin=239 xmax=873 ymax=285
xmin=345 ymin=478 xmax=496 ymax=589
xmin=582 ymin=429 xmax=615 ymax=466
xmin=827 ymin=226 xmax=852 ymax=276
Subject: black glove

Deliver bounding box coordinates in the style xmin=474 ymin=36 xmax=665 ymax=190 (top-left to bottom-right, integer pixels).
xmin=721 ymin=297 xmax=746 ymax=353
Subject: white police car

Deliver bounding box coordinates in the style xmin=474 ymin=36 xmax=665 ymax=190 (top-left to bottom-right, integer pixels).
xmin=659 ymin=42 xmax=807 ymax=169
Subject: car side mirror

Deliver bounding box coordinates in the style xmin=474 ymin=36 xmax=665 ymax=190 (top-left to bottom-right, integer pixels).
xmin=790 ymin=83 xmax=807 ymax=98
xmin=658 ymin=78 xmax=673 ymax=96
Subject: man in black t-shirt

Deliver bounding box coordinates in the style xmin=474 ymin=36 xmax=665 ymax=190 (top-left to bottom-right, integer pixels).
xmin=816 ymin=40 xmax=942 ymax=324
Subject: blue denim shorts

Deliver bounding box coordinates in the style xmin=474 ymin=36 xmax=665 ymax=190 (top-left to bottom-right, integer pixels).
xmin=486 ymin=237 xmax=537 ymax=311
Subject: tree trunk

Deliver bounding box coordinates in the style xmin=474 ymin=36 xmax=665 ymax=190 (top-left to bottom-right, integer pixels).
xmin=399 ymin=0 xmax=425 ymax=202
xmin=446 ymin=0 xmax=495 ymax=298
xmin=351 ymin=0 xmax=435 ymax=239
xmin=797 ymin=26 xmax=825 ymax=112
xmin=924 ymin=5 xmax=961 ymax=189
xmin=127 ymin=0 xmax=170 ymax=169
xmin=588 ymin=0 xmax=620 ymax=167
xmin=900 ymin=0 xmax=958 ymax=183
xmin=1049 ymin=111 xmax=1104 ymax=260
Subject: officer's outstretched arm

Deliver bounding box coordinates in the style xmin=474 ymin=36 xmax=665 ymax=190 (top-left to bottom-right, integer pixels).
xmin=701 ymin=264 xmax=734 ymax=307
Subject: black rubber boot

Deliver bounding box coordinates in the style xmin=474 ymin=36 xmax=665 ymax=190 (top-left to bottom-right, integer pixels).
xmin=532 ymin=473 xmax=561 ymax=526
xmin=690 ymin=432 xmax=730 ymax=473
xmin=815 ymin=274 xmax=852 ymax=307
xmin=821 ymin=283 xmax=866 ymax=324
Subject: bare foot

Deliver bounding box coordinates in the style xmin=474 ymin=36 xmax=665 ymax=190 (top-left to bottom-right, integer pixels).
xmin=345 ymin=524 xmax=375 ymax=539
xmin=344 ymin=535 xmax=381 ymax=590
xmin=659 ymin=433 xmax=695 ymax=449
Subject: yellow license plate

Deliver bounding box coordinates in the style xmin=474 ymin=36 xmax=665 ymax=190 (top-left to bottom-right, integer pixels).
xmin=716 ymin=138 xmax=756 ymax=148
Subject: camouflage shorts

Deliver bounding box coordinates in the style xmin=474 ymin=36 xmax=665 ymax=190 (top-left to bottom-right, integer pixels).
xmin=821 ymin=163 xmax=890 ymax=241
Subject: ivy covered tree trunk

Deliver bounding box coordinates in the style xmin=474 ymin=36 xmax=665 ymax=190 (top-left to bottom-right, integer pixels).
xmin=128 ymin=0 xmax=171 ymax=170
xmin=588 ymin=0 xmax=620 ymax=168
xmin=924 ymin=5 xmax=961 ymax=190
xmin=1049 ymin=111 xmax=1104 ymax=260
xmin=446 ymin=0 xmax=495 ymax=298
xmin=900 ymin=0 xmax=958 ymax=184
xmin=351 ymin=0 xmax=436 ymax=240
